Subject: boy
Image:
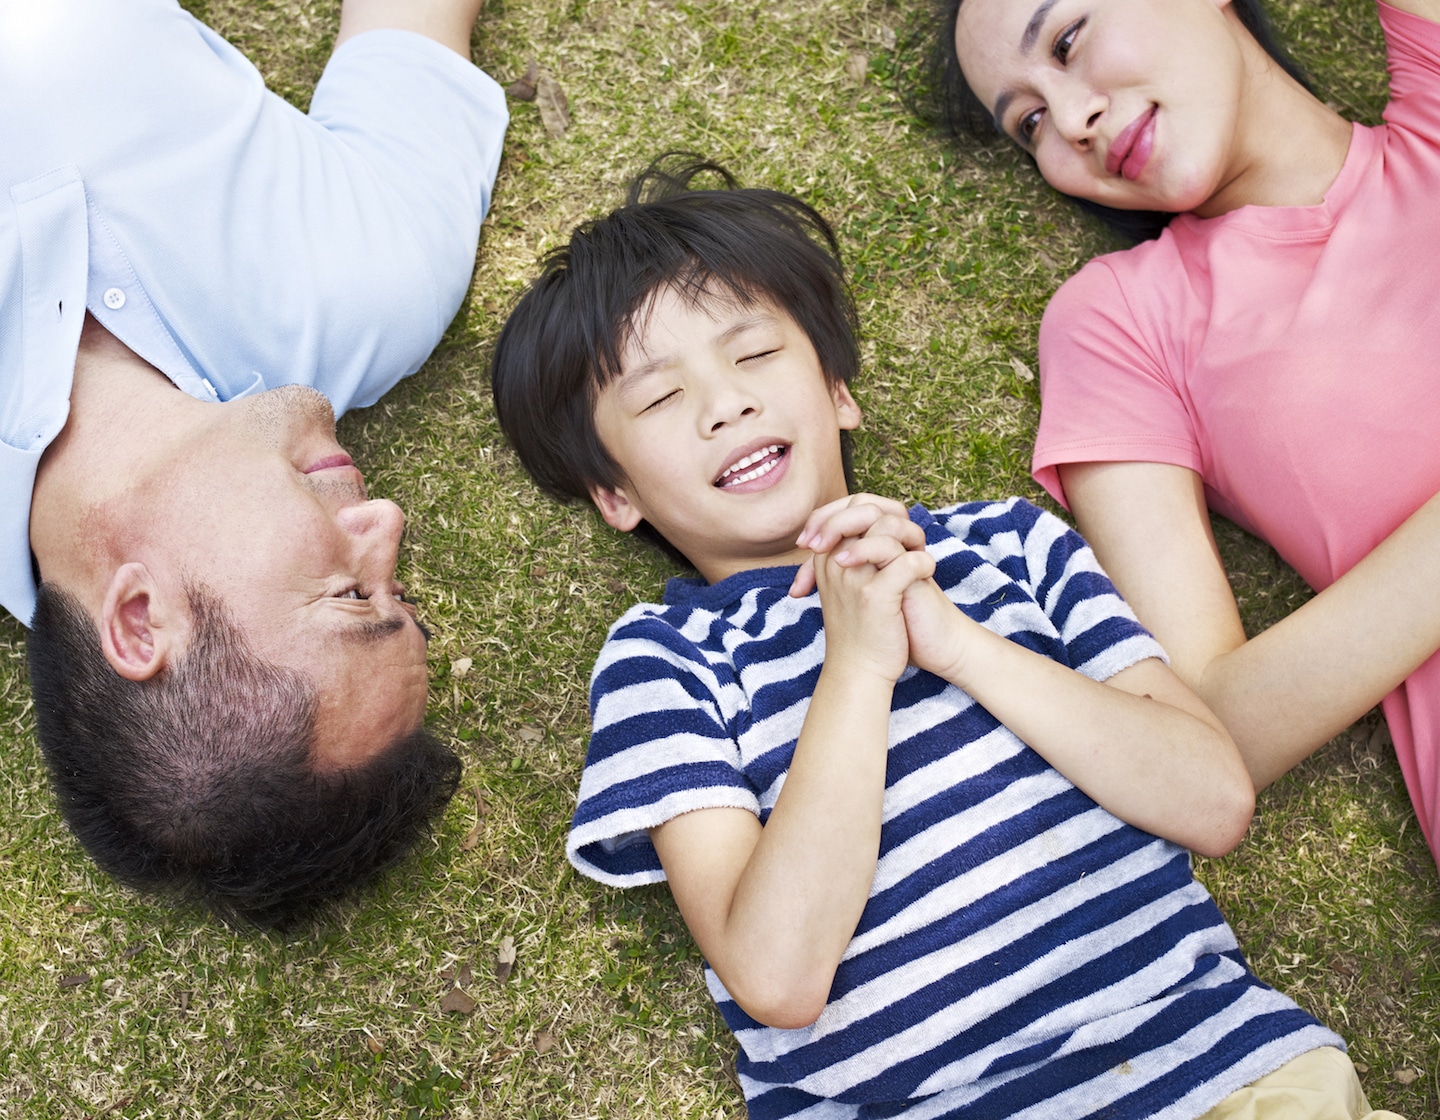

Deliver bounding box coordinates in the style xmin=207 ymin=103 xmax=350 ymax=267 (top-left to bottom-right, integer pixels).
xmin=490 ymin=161 xmax=1392 ymax=1120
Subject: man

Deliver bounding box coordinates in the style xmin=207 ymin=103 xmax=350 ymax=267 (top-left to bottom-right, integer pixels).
xmin=2 ymin=0 xmax=507 ymax=925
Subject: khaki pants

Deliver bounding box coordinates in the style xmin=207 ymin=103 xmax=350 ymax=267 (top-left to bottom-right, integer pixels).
xmin=1198 ymin=1047 xmax=1409 ymax=1120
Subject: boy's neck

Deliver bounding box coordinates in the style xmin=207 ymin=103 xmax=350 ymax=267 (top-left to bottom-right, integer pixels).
xmin=693 ymin=542 xmax=815 ymax=586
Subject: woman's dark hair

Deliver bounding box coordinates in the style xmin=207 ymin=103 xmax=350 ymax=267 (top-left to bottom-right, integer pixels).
xmin=930 ymin=0 xmax=1312 ymax=241
xmin=490 ymin=154 xmax=860 ymax=560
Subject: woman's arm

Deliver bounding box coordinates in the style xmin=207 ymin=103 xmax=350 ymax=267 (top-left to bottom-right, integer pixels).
xmin=652 ymin=519 xmax=935 ymax=1030
xmin=1062 ymin=460 xmax=1440 ymax=789
xmin=899 ymin=576 xmax=1254 ymax=856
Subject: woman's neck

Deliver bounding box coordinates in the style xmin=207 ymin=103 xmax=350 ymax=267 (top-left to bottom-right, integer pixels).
xmin=1194 ymin=42 xmax=1354 ymax=217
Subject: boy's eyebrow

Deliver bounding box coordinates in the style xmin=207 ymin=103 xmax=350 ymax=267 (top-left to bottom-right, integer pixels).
xmin=615 ymin=313 xmax=780 ymax=390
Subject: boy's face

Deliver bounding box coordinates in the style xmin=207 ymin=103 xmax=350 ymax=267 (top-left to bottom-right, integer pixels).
xmin=589 ymin=286 xmax=861 ymax=583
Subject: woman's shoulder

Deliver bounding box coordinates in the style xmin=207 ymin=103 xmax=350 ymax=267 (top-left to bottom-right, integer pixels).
xmin=1042 ymin=233 xmax=1191 ymax=340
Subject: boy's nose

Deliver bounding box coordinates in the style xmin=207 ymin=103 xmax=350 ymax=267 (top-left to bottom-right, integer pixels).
xmin=704 ymin=374 xmax=762 ymax=433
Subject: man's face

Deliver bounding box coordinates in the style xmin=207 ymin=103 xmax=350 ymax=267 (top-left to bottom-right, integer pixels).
xmin=148 ymin=385 xmax=429 ymax=768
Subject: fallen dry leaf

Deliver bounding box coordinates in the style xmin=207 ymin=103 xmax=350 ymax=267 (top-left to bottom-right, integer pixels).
xmin=440 ymin=987 xmax=477 ymax=1014
xmin=1009 ymin=357 xmax=1036 ymax=383
xmin=1392 ymin=1067 xmax=1423 ymax=1085
xmin=517 ymin=725 xmax=544 ymax=744
xmin=536 ymin=75 xmax=570 ymax=139
xmin=65 ymin=903 xmax=93 ymax=915
xmin=365 ymin=1034 xmax=383 ymax=1056
xmin=535 ymin=1031 xmax=557 ymax=1054
xmin=461 ymin=789 xmax=488 ymax=850
xmin=878 ymin=24 xmax=897 ymax=50
xmin=844 ymin=52 xmax=868 ymax=87
xmin=450 ymin=656 xmax=473 ymax=679
xmin=507 ymin=60 xmax=539 ymax=101
xmin=496 ymin=936 xmax=517 ymax=983
xmin=58 ymin=973 xmax=90 ymax=989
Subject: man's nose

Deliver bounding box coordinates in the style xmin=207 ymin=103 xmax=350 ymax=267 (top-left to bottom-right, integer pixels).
xmin=337 ymin=498 xmax=405 ymax=571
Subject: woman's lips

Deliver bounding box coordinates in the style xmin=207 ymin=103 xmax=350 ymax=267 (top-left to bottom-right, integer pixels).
xmin=1106 ymin=105 xmax=1157 ymax=180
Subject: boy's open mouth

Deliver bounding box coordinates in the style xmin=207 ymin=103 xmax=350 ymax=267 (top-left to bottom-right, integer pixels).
xmin=715 ymin=444 xmax=788 ymax=488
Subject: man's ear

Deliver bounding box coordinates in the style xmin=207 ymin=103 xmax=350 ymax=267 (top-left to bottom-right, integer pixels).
xmin=99 ymin=563 xmax=181 ymax=681
xmin=588 ymin=484 xmax=645 ymax=533
xmin=833 ymin=381 xmax=863 ymax=431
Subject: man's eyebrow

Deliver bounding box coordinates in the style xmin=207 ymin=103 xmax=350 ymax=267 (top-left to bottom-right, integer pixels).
xmin=338 ymin=614 xmax=428 ymax=645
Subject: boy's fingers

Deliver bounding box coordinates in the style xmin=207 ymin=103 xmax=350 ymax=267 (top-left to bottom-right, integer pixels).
xmin=830 ymin=535 xmax=909 ymax=571
xmin=788 ymin=558 xmax=818 ymax=598
xmin=800 ymin=504 xmax=918 ymax=554
xmin=797 ymin=494 xmax=909 ymax=550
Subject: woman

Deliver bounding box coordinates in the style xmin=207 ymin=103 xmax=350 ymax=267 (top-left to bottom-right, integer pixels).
xmin=942 ymin=0 xmax=1440 ymax=869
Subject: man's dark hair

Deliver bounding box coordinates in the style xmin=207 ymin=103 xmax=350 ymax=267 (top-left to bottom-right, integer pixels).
xmin=928 ymin=0 xmax=1311 ymax=242
xmin=490 ymin=154 xmax=861 ymax=538
xmin=27 ymin=583 xmax=460 ymax=929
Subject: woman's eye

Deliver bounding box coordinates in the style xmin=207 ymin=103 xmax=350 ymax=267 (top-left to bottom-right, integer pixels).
xmin=1053 ymin=18 xmax=1084 ymax=64
xmin=642 ymin=389 xmax=678 ymax=413
xmin=740 ymin=349 xmax=778 ymax=364
xmin=1019 ymin=109 xmax=1043 ymax=142
xmin=337 ymin=588 xmax=365 ymax=600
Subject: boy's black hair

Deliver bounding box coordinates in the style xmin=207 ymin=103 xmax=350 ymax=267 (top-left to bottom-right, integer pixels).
xmin=927 ymin=0 xmax=1311 ymax=243
xmin=490 ymin=155 xmax=860 ymax=551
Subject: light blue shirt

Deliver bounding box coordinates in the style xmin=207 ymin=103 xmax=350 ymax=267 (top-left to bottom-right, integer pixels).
xmin=0 ymin=0 xmax=508 ymax=625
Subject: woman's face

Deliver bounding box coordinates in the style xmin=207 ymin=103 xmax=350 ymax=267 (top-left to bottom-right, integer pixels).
xmin=954 ymin=0 xmax=1250 ymax=214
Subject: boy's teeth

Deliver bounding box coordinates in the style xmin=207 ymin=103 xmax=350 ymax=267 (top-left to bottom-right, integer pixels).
xmin=721 ymin=445 xmax=781 ymax=482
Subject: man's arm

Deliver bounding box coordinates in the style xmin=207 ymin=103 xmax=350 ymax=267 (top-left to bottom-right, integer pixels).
xmin=651 ymin=512 xmax=934 ymax=1030
xmin=335 ymin=0 xmax=486 ymax=58
xmin=1062 ymin=461 xmax=1440 ymax=790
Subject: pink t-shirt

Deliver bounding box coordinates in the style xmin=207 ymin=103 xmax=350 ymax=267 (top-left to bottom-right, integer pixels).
xmin=1033 ymin=2 xmax=1440 ymax=856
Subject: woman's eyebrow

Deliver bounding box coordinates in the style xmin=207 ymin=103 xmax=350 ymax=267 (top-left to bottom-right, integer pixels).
xmin=992 ymin=0 xmax=1062 ymax=136
xmin=1021 ymin=0 xmax=1061 ymax=53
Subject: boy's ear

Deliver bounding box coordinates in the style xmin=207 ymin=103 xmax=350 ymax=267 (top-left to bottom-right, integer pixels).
xmin=99 ymin=562 xmax=182 ymax=681
xmin=833 ymin=381 xmax=862 ymax=431
xmin=588 ymin=484 xmax=645 ymax=533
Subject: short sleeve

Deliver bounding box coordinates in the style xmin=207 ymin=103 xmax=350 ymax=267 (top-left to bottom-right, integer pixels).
xmin=1379 ymin=1 xmax=1440 ymax=142
xmin=928 ymin=499 xmax=1167 ymax=683
xmin=1033 ymin=258 xmax=1203 ymax=508
xmin=1015 ymin=502 xmax=1168 ymax=680
xmin=308 ymin=30 xmax=508 ymax=382
xmin=568 ymin=610 xmax=761 ymax=887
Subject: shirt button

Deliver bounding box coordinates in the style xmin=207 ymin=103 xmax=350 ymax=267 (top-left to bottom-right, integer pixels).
xmin=103 ymin=287 xmax=126 ymax=310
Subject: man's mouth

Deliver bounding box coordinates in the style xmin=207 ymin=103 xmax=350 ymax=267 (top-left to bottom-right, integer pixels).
xmin=304 ymin=452 xmax=355 ymax=473
xmin=715 ymin=444 xmax=787 ymax=488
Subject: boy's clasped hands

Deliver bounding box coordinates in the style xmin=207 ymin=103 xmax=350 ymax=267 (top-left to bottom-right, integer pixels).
xmin=791 ymin=493 xmax=961 ymax=687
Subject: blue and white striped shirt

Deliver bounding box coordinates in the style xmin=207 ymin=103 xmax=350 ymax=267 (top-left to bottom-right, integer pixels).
xmin=570 ymin=499 xmax=1340 ymax=1119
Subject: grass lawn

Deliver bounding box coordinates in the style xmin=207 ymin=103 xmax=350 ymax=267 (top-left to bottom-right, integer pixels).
xmin=2 ymin=0 xmax=1438 ymax=1116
